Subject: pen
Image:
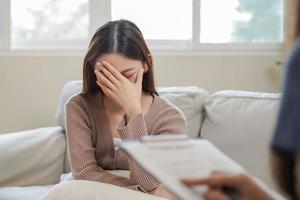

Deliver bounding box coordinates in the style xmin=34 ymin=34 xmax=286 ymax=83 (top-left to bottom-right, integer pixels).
xmin=221 ymin=186 xmax=239 ymax=200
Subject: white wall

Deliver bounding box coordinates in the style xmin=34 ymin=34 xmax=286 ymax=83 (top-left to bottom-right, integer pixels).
xmin=0 ymin=53 xmax=283 ymax=133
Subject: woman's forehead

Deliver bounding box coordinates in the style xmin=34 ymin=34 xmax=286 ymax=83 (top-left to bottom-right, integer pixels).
xmin=96 ymin=53 xmax=142 ymax=71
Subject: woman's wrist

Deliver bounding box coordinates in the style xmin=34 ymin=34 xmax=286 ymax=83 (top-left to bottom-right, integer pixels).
xmin=126 ymin=105 xmax=142 ymax=120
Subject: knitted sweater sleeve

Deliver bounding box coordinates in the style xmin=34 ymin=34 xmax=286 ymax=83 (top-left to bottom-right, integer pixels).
xmin=66 ymin=101 xmax=134 ymax=187
xmin=117 ymin=100 xmax=187 ymax=192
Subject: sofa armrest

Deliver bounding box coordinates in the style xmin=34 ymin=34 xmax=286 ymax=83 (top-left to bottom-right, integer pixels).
xmin=0 ymin=127 xmax=66 ymax=187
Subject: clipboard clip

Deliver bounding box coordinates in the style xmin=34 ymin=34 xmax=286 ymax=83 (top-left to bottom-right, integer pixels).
xmin=141 ymin=134 xmax=190 ymax=143
xmin=141 ymin=134 xmax=193 ymax=150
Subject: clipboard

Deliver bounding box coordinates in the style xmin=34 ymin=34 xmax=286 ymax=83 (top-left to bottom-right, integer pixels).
xmin=120 ymin=135 xmax=244 ymax=200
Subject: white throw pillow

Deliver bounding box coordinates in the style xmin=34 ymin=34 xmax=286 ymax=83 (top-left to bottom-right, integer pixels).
xmin=41 ymin=180 xmax=166 ymax=200
xmin=55 ymin=80 xmax=82 ymax=131
xmin=157 ymin=86 xmax=209 ymax=138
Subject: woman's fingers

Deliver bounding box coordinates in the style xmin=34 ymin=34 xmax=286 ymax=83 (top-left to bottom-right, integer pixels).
xmin=95 ymin=62 xmax=119 ymax=85
xmin=203 ymin=190 xmax=231 ymax=200
xmin=97 ymin=80 xmax=114 ymax=98
xmin=95 ymin=69 xmax=116 ymax=91
xmin=102 ymin=61 xmax=125 ymax=81
xmin=135 ymin=68 xmax=144 ymax=85
xmin=99 ymin=66 xmax=120 ymax=86
xmin=181 ymin=174 xmax=240 ymax=188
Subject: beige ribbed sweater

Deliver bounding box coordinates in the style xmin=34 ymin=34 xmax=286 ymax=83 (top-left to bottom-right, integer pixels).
xmin=65 ymin=91 xmax=187 ymax=193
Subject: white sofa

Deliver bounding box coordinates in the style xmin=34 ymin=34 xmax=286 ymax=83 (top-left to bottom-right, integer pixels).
xmin=0 ymin=81 xmax=281 ymax=200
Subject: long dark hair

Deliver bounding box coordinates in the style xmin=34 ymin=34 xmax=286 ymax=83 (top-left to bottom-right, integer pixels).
xmin=81 ymin=19 xmax=158 ymax=95
xmin=271 ymin=1 xmax=300 ymax=199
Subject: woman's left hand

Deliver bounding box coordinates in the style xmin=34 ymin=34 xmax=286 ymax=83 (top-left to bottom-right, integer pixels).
xmin=150 ymin=186 xmax=179 ymax=200
xmin=94 ymin=60 xmax=144 ymax=119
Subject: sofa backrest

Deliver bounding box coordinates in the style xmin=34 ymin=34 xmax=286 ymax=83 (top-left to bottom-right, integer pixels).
xmin=56 ymin=81 xmax=209 ymax=138
xmin=57 ymin=81 xmax=281 ymax=189
xmin=201 ymin=90 xmax=281 ymax=189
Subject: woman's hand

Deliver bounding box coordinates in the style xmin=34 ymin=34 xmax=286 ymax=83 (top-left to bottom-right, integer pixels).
xmin=181 ymin=172 xmax=274 ymax=200
xmin=150 ymin=186 xmax=179 ymax=200
xmin=94 ymin=61 xmax=144 ymax=119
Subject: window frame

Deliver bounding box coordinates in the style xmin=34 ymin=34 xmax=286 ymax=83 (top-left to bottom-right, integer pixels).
xmin=0 ymin=0 xmax=284 ymax=55
xmin=0 ymin=0 xmax=10 ymax=51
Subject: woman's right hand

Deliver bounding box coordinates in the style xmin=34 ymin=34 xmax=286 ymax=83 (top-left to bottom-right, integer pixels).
xmin=94 ymin=61 xmax=144 ymax=120
xmin=181 ymin=172 xmax=274 ymax=200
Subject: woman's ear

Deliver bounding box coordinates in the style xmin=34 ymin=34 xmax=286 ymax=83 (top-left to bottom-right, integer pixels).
xmin=142 ymin=53 xmax=151 ymax=72
xmin=142 ymin=63 xmax=148 ymax=73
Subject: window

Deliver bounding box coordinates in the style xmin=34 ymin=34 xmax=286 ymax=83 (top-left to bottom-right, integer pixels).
xmin=200 ymin=0 xmax=283 ymax=43
xmin=111 ymin=0 xmax=192 ymax=40
xmin=11 ymin=0 xmax=89 ymax=48
xmin=0 ymin=0 xmax=9 ymax=50
xmin=0 ymin=2 xmax=1 ymax=33
xmin=0 ymin=0 xmax=284 ymax=53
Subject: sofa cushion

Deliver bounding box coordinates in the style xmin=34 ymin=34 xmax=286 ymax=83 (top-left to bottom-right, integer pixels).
xmin=41 ymin=180 xmax=165 ymax=200
xmin=56 ymin=81 xmax=209 ymax=138
xmin=157 ymin=86 xmax=209 ymax=138
xmin=0 ymin=127 xmax=66 ymax=186
xmin=201 ymin=90 xmax=280 ymax=189
xmin=0 ymin=185 xmax=54 ymax=200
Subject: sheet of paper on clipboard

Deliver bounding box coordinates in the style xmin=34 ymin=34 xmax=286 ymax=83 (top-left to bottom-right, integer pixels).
xmin=120 ymin=135 xmax=244 ymax=200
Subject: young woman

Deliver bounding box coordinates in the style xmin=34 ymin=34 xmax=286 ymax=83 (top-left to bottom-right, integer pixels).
xmin=182 ymin=1 xmax=300 ymax=199
xmin=65 ymin=19 xmax=187 ymax=199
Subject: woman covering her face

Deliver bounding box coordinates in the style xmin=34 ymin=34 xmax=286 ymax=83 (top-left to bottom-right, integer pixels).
xmin=65 ymin=19 xmax=187 ymax=200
